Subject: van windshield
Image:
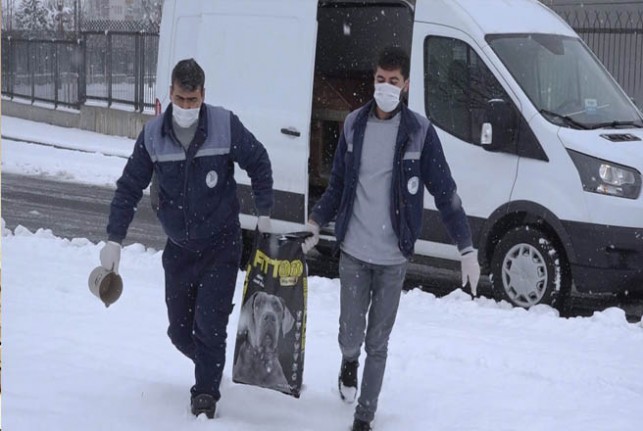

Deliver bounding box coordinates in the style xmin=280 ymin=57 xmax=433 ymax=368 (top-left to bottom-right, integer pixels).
xmin=487 ymin=34 xmax=643 ymax=129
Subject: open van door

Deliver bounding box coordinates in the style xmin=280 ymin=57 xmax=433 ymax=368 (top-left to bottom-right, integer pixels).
xmin=158 ymin=0 xmax=318 ymax=233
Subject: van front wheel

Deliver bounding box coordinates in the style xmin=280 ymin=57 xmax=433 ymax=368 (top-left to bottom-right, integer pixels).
xmin=490 ymin=226 xmax=569 ymax=309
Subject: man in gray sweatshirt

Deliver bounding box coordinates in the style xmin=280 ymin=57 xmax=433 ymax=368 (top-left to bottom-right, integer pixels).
xmin=302 ymin=47 xmax=480 ymax=431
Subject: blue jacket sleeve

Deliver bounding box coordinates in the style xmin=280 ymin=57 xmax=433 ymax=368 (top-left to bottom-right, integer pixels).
xmin=229 ymin=113 xmax=274 ymax=216
xmin=421 ymin=124 xmax=473 ymax=252
xmin=106 ymin=130 xmax=154 ymax=243
xmin=310 ymin=129 xmax=348 ymax=227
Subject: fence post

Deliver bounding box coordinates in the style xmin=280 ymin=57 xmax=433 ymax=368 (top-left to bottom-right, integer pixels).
xmin=107 ymin=31 xmax=112 ymax=107
xmin=134 ymin=32 xmax=141 ymax=112
xmin=8 ymin=36 xmax=14 ymax=97
xmin=30 ymin=40 xmax=35 ymax=104
xmin=78 ymin=37 xmax=86 ymax=107
xmin=54 ymin=42 xmax=59 ymax=108
xmin=139 ymin=33 xmax=146 ymax=113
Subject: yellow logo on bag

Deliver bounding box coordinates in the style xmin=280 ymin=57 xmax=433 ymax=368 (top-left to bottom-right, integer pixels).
xmin=253 ymin=249 xmax=304 ymax=286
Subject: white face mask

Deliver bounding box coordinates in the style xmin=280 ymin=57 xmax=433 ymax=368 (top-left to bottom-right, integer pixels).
xmin=172 ymin=103 xmax=200 ymax=128
xmin=374 ymin=82 xmax=402 ymax=113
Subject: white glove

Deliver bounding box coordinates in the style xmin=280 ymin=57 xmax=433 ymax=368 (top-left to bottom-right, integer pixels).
xmin=460 ymin=249 xmax=480 ymax=296
xmin=257 ymin=216 xmax=272 ymax=233
xmin=100 ymin=241 xmax=121 ymax=274
xmin=301 ymin=221 xmax=320 ymax=254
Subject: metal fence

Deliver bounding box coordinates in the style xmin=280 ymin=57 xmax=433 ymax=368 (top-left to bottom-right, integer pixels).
xmin=83 ymin=32 xmax=158 ymax=111
xmin=82 ymin=19 xmax=160 ymax=33
xmin=1 ymin=37 xmax=83 ymax=108
xmin=2 ymin=9 xmax=642 ymax=112
xmin=1 ymin=31 xmax=158 ymax=111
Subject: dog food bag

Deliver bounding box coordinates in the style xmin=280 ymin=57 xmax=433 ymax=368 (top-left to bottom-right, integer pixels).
xmin=232 ymin=232 xmax=309 ymax=398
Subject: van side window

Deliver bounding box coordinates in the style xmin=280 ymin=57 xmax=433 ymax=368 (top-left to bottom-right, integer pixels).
xmin=424 ymin=36 xmax=513 ymax=145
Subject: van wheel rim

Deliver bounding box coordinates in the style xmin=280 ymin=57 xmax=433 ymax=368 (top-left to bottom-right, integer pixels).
xmin=501 ymin=243 xmax=548 ymax=307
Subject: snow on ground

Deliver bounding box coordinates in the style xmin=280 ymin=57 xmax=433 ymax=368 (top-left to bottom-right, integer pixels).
xmin=2 ymin=116 xmax=643 ymax=430
xmin=2 ymin=116 xmax=131 ymax=187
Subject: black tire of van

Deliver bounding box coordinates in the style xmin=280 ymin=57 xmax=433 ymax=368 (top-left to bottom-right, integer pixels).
xmin=490 ymin=226 xmax=571 ymax=310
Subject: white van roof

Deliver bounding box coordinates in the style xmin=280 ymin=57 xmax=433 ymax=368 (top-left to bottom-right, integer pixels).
xmin=415 ymin=0 xmax=577 ymax=39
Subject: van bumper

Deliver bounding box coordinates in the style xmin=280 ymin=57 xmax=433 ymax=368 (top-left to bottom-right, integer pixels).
xmin=563 ymin=221 xmax=643 ymax=295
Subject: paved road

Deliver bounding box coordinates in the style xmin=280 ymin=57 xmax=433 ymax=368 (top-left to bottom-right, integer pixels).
xmin=3 ymin=173 xmax=641 ymax=322
xmin=1 ymin=173 xmax=461 ymax=287
xmin=2 ymin=173 xmax=167 ymax=250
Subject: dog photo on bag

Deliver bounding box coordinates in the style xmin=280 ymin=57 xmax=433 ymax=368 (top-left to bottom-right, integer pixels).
xmin=232 ymin=232 xmax=309 ymax=398
xmin=233 ymin=291 xmax=295 ymax=389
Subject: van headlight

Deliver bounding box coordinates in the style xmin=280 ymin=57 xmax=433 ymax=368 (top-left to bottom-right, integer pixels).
xmin=568 ymin=149 xmax=641 ymax=199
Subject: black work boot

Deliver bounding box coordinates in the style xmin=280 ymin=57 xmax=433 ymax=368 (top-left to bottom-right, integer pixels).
xmin=338 ymin=359 xmax=358 ymax=402
xmin=352 ymin=418 xmax=372 ymax=431
xmin=191 ymin=393 xmax=216 ymax=419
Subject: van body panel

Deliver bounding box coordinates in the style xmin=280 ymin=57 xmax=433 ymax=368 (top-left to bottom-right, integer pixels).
xmin=557 ymin=128 xmax=643 ymax=170
xmin=563 ymin=221 xmax=643 ymax=293
xmin=579 ymin=191 xmax=643 ymax=228
xmin=157 ymin=0 xmax=643 ymax=302
xmin=413 ymin=0 xmax=642 ymax=297
xmin=508 ymin=117 xmax=590 ymax=220
xmin=415 ymin=0 xmax=576 ymax=38
xmin=557 ymin=128 xmax=643 ymax=227
xmin=157 ymin=0 xmax=318 ymax=233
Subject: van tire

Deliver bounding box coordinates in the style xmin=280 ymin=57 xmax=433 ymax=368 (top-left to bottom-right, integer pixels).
xmin=490 ymin=226 xmax=569 ymax=309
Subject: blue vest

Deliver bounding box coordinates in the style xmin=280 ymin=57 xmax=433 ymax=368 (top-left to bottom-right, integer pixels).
xmin=144 ymin=104 xmax=242 ymax=247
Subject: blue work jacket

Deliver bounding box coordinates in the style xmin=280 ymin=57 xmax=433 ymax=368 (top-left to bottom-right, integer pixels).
xmin=310 ymin=101 xmax=472 ymax=258
xmin=107 ymin=103 xmax=273 ymax=248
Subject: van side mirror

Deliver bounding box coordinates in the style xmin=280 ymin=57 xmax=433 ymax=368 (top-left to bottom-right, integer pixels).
xmin=480 ymin=122 xmax=492 ymax=145
xmin=480 ymin=99 xmax=517 ymax=151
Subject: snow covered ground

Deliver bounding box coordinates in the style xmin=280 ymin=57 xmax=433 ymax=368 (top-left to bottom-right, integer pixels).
xmin=2 ymin=115 xmax=643 ymax=430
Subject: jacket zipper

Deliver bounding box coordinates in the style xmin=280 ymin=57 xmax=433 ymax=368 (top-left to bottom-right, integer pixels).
xmin=394 ymin=134 xmax=409 ymax=254
xmin=171 ymin=129 xmax=191 ymax=241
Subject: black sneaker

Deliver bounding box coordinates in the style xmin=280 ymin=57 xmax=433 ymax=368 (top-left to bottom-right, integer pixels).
xmin=352 ymin=418 xmax=372 ymax=431
xmin=191 ymin=393 xmax=216 ymax=419
xmin=338 ymin=359 xmax=358 ymax=402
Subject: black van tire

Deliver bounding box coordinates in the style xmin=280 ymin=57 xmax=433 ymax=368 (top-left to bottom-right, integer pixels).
xmin=490 ymin=226 xmax=570 ymax=309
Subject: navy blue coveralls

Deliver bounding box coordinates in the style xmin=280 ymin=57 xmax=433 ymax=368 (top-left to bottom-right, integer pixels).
xmin=107 ymin=103 xmax=273 ymax=400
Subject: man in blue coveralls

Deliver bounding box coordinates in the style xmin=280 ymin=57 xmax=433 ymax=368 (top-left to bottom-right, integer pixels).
xmin=97 ymin=59 xmax=273 ymax=419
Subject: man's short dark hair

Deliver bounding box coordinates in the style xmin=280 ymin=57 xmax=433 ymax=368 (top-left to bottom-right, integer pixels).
xmin=171 ymin=58 xmax=205 ymax=91
xmin=376 ymin=46 xmax=410 ymax=80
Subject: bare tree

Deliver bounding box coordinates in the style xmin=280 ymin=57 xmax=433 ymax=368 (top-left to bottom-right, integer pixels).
xmin=1 ymin=0 xmax=13 ymax=31
xmin=15 ymin=0 xmax=50 ymax=32
xmin=40 ymin=0 xmax=76 ymax=33
xmin=140 ymin=0 xmax=163 ymax=29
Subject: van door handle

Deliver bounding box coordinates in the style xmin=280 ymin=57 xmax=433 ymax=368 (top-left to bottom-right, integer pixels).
xmin=280 ymin=127 xmax=301 ymax=137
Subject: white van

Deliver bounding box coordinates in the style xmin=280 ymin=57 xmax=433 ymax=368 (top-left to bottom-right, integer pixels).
xmin=155 ymin=0 xmax=643 ymax=309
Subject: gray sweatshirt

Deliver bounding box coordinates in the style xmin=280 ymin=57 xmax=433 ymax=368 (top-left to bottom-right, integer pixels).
xmin=341 ymin=111 xmax=406 ymax=265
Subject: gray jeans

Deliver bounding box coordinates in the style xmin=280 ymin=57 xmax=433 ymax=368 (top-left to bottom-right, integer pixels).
xmin=338 ymin=251 xmax=408 ymax=423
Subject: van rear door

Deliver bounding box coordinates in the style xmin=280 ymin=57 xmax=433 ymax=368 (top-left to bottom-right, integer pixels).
xmin=197 ymin=1 xmax=318 ymax=231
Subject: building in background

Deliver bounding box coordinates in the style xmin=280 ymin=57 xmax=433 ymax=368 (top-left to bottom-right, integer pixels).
xmin=84 ymin=0 xmax=141 ymax=21
xmin=82 ymin=0 xmax=162 ymax=29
